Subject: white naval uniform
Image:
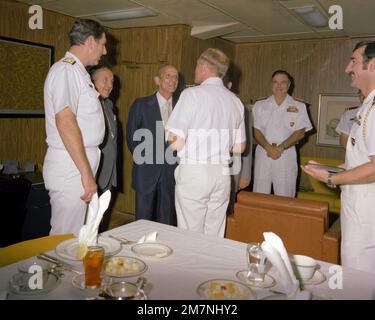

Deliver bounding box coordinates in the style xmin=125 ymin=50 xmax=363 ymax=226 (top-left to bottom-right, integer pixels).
xmin=252 ymin=95 xmax=312 ymax=197
xmin=43 ymin=52 xmax=105 ymax=235
xmin=336 ymin=106 xmax=359 ymax=136
xmin=166 ymin=77 xmax=246 ymax=237
xmin=341 ymin=89 xmax=375 ymax=273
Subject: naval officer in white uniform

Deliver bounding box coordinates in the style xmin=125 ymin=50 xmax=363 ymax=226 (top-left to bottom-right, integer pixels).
xmin=303 ymin=40 xmax=375 ymax=273
xmin=43 ymin=19 xmax=107 ymax=235
xmin=252 ymin=70 xmax=312 ymax=197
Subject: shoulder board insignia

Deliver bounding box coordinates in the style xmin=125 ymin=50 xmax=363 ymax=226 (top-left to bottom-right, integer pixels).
xmin=255 ymin=97 xmax=267 ymax=102
xmin=347 ymin=106 xmax=359 ymax=111
xmin=293 ymin=97 xmax=306 ymax=103
xmin=62 ymin=57 xmax=76 ymax=65
xmin=287 ymin=106 xmax=298 ymax=112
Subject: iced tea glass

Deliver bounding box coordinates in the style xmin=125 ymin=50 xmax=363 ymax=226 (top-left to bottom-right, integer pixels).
xmin=83 ymin=246 xmax=104 ymax=289
xmin=246 ymin=242 xmax=267 ymax=283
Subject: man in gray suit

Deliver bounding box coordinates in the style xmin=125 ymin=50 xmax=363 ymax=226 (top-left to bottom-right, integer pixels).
xmin=90 ymin=66 xmax=118 ymax=193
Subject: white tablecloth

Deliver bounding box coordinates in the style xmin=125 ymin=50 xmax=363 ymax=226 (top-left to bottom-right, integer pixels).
xmin=1 ymin=219 xmax=375 ymax=300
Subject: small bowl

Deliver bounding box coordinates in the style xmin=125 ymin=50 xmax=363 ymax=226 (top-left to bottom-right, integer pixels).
xmin=102 ymin=277 xmax=146 ymax=300
xmin=17 ymin=260 xmax=52 ymax=289
xmin=291 ymin=255 xmax=317 ymax=280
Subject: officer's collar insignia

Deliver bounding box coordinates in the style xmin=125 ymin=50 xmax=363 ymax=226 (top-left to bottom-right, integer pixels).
xmin=287 ymin=106 xmax=298 ymax=112
xmin=290 ymin=122 xmax=295 ymax=127
xmin=353 ymin=116 xmax=361 ymax=126
xmin=62 ymin=57 xmax=76 ymax=65
xmin=372 ymin=97 xmax=375 ymax=107
xmin=351 ymin=137 xmax=356 ymax=146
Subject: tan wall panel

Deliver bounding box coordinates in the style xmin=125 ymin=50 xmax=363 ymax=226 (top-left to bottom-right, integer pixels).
xmin=0 ymin=0 xmax=75 ymax=167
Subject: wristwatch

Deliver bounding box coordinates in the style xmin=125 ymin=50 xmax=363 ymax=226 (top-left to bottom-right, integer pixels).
xmin=327 ymin=173 xmax=336 ymax=188
xmin=277 ymin=143 xmax=285 ymax=151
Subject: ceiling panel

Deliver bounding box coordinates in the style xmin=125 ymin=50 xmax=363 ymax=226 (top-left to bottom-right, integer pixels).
xmin=40 ymin=0 xmax=139 ymax=17
xmin=16 ymin=0 xmax=375 ymax=43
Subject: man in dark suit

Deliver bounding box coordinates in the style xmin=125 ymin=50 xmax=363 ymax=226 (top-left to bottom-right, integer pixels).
xmin=90 ymin=66 xmax=117 ymax=193
xmin=126 ymin=65 xmax=179 ymax=225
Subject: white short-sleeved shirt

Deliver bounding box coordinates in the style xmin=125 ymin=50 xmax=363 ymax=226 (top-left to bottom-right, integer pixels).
xmin=346 ymin=89 xmax=375 ymax=170
xmin=252 ymin=94 xmax=312 ymax=145
xmin=166 ymin=77 xmax=246 ymax=165
xmin=336 ymin=107 xmax=359 ymax=135
xmin=44 ymin=52 xmax=105 ymax=149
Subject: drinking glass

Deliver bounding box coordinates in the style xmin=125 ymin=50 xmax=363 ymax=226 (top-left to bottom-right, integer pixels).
xmin=246 ymin=242 xmax=267 ymax=283
xmin=83 ymin=246 xmax=105 ymax=289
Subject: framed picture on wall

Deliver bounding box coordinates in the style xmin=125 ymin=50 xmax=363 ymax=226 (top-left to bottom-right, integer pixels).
xmin=0 ymin=36 xmax=54 ymax=117
xmin=317 ymin=93 xmax=360 ymax=147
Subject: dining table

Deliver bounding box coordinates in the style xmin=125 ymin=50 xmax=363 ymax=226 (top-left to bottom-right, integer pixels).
xmin=1 ymin=219 xmax=375 ymax=300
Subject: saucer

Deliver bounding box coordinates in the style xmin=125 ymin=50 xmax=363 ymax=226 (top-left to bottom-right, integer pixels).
xmin=131 ymin=243 xmax=172 ymax=258
xmin=236 ymin=270 xmax=276 ymax=288
xmin=72 ymin=273 xmax=111 ymax=290
xmin=299 ymin=270 xmax=326 ymax=286
xmin=8 ymin=272 xmax=60 ymax=295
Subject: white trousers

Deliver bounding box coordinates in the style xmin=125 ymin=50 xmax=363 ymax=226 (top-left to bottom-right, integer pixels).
xmin=253 ymin=145 xmax=297 ymax=197
xmin=341 ymin=184 xmax=375 ymax=273
xmin=43 ymin=147 xmax=101 ymax=235
xmin=175 ymin=164 xmax=231 ymax=238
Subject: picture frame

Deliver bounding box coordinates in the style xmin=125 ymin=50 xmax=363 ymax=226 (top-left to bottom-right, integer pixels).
xmin=317 ymin=93 xmax=360 ymax=147
xmin=0 ymin=36 xmax=54 ymax=117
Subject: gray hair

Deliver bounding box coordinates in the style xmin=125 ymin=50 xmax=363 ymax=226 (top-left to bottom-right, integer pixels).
xmin=69 ymin=19 xmax=105 ymax=46
xmin=198 ymin=48 xmax=229 ymax=78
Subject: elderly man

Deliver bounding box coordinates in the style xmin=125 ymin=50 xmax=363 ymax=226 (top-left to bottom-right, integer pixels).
xmin=126 ymin=65 xmax=179 ymax=225
xmin=166 ymin=48 xmax=246 ymax=237
xmin=90 ymin=66 xmax=117 ymax=194
xmin=252 ymin=70 xmax=312 ymax=197
xmin=43 ymin=19 xmax=107 ymax=235
xmin=303 ymin=41 xmax=375 ymax=274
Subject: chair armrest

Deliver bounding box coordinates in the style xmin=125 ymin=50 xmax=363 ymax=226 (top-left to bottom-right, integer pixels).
xmin=225 ymin=214 xmax=237 ymax=240
xmin=322 ymin=218 xmax=341 ymax=264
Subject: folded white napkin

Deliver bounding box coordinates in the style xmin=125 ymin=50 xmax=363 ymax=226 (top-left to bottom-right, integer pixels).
xmin=261 ymin=232 xmax=311 ymax=300
xmin=78 ymin=190 xmax=111 ymax=246
xmin=137 ymin=231 xmax=158 ymax=244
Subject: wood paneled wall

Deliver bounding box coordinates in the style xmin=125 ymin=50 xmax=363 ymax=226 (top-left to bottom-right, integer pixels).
xmin=233 ymin=37 xmax=374 ymax=160
xmin=0 ymin=0 xmax=75 ymax=168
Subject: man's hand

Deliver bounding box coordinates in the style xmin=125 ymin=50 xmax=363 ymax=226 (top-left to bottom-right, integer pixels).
xmin=266 ymin=145 xmax=283 ymax=160
xmin=301 ymin=160 xmax=329 ymax=184
xmin=80 ymin=173 xmax=97 ymax=203
xmin=239 ymin=179 xmax=250 ymax=190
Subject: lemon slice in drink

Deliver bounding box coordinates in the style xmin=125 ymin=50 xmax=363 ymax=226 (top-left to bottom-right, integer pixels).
xmin=76 ymin=242 xmax=88 ymax=259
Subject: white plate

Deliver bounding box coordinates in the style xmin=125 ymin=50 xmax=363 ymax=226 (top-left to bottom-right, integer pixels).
xmin=8 ymin=272 xmax=60 ymax=295
xmin=300 ymin=270 xmax=326 ymax=286
xmin=197 ymin=279 xmax=256 ymax=300
xmin=55 ymin=236 xmax=121 ymax=261
xmin=236 ymin=270 xmax=276 ymax=288
xmin=131 ymin=243 xmax=172 ymax=258
xmin=104 ymin=256 xmax=147 ymax=277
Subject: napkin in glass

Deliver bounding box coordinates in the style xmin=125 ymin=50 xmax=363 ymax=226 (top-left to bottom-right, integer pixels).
xmin=78 ymin=190 xmax=111 ymax=248
xmin=261 ymin=232 xmax=311 ymax=300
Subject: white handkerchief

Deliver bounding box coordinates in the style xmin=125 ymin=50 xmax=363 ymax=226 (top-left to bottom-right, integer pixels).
xmin=137 ymin=231 xmax=158 ymax=244
xmin=78 ymin=190 xmax=111 ymax=246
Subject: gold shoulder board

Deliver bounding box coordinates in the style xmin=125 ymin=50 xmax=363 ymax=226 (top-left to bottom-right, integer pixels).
xmin=62 ymin=57 xmax=76 ymax=65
